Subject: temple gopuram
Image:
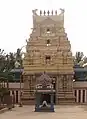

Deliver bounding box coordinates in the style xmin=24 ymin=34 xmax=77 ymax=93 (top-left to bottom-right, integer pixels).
xmin=21 ymin=9 xmax=75 ymax=105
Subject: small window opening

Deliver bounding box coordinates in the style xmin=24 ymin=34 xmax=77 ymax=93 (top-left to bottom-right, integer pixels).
xmin=47 ymin=39 xmax=50 ymax=46
xmin=45 ymin=56 xmax=51 ymax=64
xmin=47 ymin=28 xmax=50 ymax=33
xmin=47 ymin=39 xmax=50 ymax=44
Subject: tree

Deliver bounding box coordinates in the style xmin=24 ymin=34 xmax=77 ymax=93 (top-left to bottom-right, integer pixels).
xmin=0 ymin=49 xmax=15 ymax=104
xmin=0 ymin=49 xmax=6 ymax=72
xmin=73 ymin=51 xmax=87 ymax=67
xmin=74 ymin=52 xmax=84 ymax=65
xmin=9 ymin=52 xmax=15 ymax=69
xmin=0 ymin=72 xmax=14 ymax=104
xmin=0 ymin=47 xmax=23 ymax=73
xmin=83 ymin=57 xmax=87 ymax=64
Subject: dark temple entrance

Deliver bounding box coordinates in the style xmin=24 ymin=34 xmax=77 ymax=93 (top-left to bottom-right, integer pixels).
xmin=40 ymin=93 xmax=56 ymax=104
xmin=40 ymin=94 xmax=51 ymax=104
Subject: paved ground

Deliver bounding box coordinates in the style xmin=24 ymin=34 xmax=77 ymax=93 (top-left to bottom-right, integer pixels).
xmin=1 ymin=105 xmax=87 ymax=119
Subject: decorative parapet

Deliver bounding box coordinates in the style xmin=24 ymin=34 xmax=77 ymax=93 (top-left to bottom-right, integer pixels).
xmin=32 ymin=8 xmax=65 ymax=16
xmin=32 ymin=8 xmax=65 ymax=25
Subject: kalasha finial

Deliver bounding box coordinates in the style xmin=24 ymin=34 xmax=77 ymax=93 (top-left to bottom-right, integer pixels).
xmin=47 ymin=10 xmax=50 ymax=16
xmin=51 ymin=10 xmax=53 ymax=15
xmin=40 ymin=10 xmax=42 ymax=16
xmin=44 ymin=10 xmax=46 ymax=15
xmin=55 ymin=10 xmax=57 ymax=15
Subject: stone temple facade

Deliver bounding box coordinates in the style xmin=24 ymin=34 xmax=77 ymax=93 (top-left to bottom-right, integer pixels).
xmin=21 ymin=9 xmax=75 ymax=105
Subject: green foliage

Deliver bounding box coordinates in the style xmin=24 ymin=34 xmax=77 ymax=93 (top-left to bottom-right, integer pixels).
xmin=0 ymin=48 xmax=23 ymax=72
xmin=0 ymin=71 xmax=14 ymax=81
xmin=0 ymin=48 xmax=22 ymax=83
xmin=73 ymin=52 xmax=87 ymax=67
xmin=0 ymin=87 xmax=9 ymax=104
xmin=0 ymin=87 xmax=9 ymax=97
xmin=0 ymin=48 xmax=23 ymax=102
xmin=74 ymin=52 xmax=84 ymax=64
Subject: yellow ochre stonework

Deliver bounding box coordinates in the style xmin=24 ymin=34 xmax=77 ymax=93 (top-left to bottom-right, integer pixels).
xmin=21 ymin=9 xmax=75 ymax=105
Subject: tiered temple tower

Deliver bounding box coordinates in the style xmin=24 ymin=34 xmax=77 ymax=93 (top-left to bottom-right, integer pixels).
xmin=22 ymin=9 xmax=75 ymax=105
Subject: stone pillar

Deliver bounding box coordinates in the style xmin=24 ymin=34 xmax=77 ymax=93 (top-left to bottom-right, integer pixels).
xmin=56 ymin=76 xmax=59 ymax=104
xmin=10 ymin=90 xmax=12 ymax=96
xmin=67 ymin=74 xmax=73 ymax=91
xmin=81 ymin=90 xmax=83 ymax=103
xmin=18 ymin=91 xmax=20 ymax=103
xmin=58 ymin=74 xmax=75 ymax=104
xmin=51 ymin=93 xmax=53 ymax=104
xmin=58 ymin=75 xmax=63 ymax=91
xmin=50 ymin=93 xmax=54 ymax=112
xmin=63 ymin=74 xmax=67 ymax=91
xmin=23 ymin=75 xmax=29 ymax=89
xmin=76 ymin=90 xmax=79 ymax=103
xmin=22 ymin=75 xmax=35 ymax=105
xmin=85 ymin=90 xmax=87 ymax=103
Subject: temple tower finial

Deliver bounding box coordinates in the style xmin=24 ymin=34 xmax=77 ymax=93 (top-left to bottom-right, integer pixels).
xmin=40 ymin=10 xmax=42 ymax=16
xmin=47 ymin=10 xmax=50 ymax=16
xmin=55 ymin=10 xmax=57 ymax=15
xmin=44 ymin=10 xmax=46 ymax=15
xmin=51 ymin=10 xmax=53 ymax=15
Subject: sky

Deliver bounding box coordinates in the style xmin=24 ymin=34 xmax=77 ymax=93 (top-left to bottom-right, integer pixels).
xmin=0 ymin=0 xmax=87 ymax=56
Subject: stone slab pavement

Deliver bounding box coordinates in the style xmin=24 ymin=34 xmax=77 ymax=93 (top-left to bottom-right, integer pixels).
xmin=1 ymin=105 xmax=87 ymax=119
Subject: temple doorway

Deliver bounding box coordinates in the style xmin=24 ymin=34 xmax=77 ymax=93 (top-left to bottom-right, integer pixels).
xmin=40 ymin=94 xmax=51 ymax=104
xmin=40 ymin=93 xmax=56 ymax=104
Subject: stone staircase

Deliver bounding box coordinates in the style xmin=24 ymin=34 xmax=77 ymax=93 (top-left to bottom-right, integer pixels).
xmin=57 ymin=91 xmax=75 ymax=104
xmin=21 ymin=89 xmax=35 ymax=105
xmin=21 ymin=90 xmax=75 ymax=105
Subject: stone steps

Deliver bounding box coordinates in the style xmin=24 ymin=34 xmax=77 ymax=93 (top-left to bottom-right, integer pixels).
xmin=22 ymin=89 xmax=35 ymax=105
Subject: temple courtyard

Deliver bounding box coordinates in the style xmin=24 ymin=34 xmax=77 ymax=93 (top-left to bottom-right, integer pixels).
xmin=1 ymin=105 xmax=87 ymax=119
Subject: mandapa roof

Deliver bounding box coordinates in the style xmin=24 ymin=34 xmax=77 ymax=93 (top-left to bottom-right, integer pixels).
xmin=74 ymin=67 xmax=87 ymax=72
xmin=10 ymin=69 xmax=23 ymax=72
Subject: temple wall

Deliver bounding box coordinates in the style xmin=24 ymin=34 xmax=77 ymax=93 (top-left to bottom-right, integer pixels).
xmin=3 ymin=82 xmax=87 ymax=104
